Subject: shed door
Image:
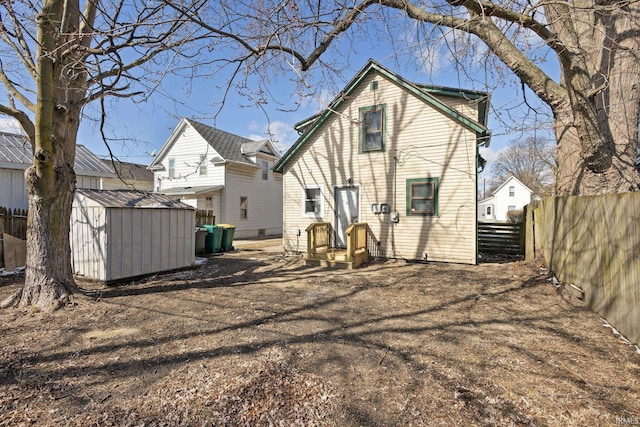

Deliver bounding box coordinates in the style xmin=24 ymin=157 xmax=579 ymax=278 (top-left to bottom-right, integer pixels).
xmin=335 ymin=186 xmax=359 ymax=248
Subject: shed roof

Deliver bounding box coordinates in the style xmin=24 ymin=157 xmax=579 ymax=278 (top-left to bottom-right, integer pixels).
xmin=75 ymin=189 xmax=194 ymax=209
xmin=0 ymin=132 xmax=116 ymax=177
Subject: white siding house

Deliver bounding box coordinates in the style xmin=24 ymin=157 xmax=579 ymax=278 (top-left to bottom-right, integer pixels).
xmin=0 ymin=132 xmax=116 ymax=210
xmin=148 ymin=119 xmax=282 ymax=238
xmin=273 ymin=60 xmax=491 ymax=265
xmin=478 ymin=176 xmax=533 ymax=222
xmin=71 ymin=189 xmax=195 ymax=282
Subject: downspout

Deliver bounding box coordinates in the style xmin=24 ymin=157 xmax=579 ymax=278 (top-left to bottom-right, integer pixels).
xmin=221 ymin=162 xmax=227 ymax=224
xmin=475 ymin=146 xmax=479 ymax=265
xmin=392 ymin=151 xmax=398 ymax=258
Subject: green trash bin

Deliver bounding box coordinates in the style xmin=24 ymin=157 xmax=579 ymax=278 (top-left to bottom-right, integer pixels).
xmin=203 ymin=224 xmax=223 ymax=253
xmin=218 ymin=224 xmax=236 ymax=251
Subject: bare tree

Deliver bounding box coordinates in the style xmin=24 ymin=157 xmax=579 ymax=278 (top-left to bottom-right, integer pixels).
xmin=2 ymin=0 xmax=639 ymax=310
xmin=0 ymin=0 xmax=267 ymax=311
xmin=180 ymin=0 xmax=640 ymax=196
xmin=489 ymin=137 xmax=557 ymax=197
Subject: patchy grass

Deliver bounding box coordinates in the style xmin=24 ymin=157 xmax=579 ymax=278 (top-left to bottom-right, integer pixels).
xmin=0 ymin=241 xmax=638 ymax=426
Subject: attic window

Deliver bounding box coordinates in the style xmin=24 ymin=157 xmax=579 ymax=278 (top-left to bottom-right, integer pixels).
xmin=370 ymin=81 xmax=378 ymax=91
xmin=168 ymin=158 xmax=175 ymax=179
xmin=199 ymin=155 xmax=207 ymax=176
xmin=359 ymin=104 xmax=385 ymax=153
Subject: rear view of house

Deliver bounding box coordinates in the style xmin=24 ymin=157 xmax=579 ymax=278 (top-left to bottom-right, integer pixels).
xmin=274 ymin=60 xmax=491 ymax=264
xmin=148 ymin=118 xmax=282 ymax=238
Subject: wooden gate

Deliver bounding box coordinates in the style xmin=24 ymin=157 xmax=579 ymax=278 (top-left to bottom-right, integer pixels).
xmin=478 ymin=222 xmax=524 ymax=255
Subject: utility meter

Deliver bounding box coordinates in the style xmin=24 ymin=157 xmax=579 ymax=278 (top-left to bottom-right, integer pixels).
xmin=390 ymin=211 xmax=400 ymax=223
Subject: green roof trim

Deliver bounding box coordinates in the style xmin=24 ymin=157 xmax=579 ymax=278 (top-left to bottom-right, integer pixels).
xmin=273 ymin=59 xmax=491 ymax=173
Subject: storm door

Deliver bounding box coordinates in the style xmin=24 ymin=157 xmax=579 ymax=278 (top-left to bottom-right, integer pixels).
xmin=335 ymin=186 xmax=359 ymax=248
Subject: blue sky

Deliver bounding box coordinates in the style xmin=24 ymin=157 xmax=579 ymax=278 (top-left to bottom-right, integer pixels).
xmin=0 ymin=22 xmax=558 ymax=179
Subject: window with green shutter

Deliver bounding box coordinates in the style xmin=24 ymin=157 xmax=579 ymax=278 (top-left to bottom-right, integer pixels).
xmin=359 ymin=104 xmax=385 ymax=153
xmin=406 ymin=178 xmax=439 ymax=216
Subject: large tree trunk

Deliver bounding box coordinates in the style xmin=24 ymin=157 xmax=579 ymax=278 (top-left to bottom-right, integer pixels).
xmin=20 ymin=162 xmax=77 ymax=311
xmin=547 ymin=0 xmax=640 ymax=196
xmin=1 ymin=0 xmax=85 ymax=311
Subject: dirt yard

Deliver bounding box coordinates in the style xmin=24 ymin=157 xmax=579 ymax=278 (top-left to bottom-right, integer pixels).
xmin=1 ymin=239 xmax=638 ymax=426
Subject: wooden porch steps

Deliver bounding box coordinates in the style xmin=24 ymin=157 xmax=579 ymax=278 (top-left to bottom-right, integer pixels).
xmin=305 ymin=248 xmax=360 ymax=269
xmin=305 ymin=222 xmax=370 ymax=269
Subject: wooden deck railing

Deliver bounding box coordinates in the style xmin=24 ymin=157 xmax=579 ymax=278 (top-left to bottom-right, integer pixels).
xmin=306 ymin=222 xmax=331 ymax=258
xmin=306 ymin=222 xmax=369 ymax=268
xmin=345 ymin=222 xmax=368 ymax=265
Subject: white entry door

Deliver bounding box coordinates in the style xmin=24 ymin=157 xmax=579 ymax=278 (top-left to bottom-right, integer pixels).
xmin=335 ymin=186 xmax=359 ymax=248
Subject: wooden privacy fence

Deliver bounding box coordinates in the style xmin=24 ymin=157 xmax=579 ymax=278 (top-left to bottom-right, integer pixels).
xmin=478 ymin=222 xmax=524 ymax=255
xmin=525 ymin=194 xmax=640 ymax=345
xmin=195 ymin=209 xmax=215 ymax=227
xmin=0 ymin=207 xmax=28 ymax=269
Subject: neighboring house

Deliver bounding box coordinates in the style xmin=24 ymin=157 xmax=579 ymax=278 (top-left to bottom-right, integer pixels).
xmin=273 ymin=59 xmax=491 ymax=265
xmin=477 ymin=175 xmax=533 ymax=222
xmin=100 ymin=159 xmax=154 ymax=191
xmin=0 ymin=132 xmax=116 ymax=210
xmin=148 ymin=118 xmax=283 ymax=238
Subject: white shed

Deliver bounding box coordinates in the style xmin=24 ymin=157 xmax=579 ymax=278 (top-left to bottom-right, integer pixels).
xmin=71 ymin=189 xmax=195 ymax=283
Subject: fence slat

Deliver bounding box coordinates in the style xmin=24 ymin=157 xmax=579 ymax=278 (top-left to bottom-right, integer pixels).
xmin=1 ymin=206 xmax=28 ymax=269
xmin=533 ymin=194 xmax=640 ymax=345
xmin=478 ymin=222 xmax=523 ymax=255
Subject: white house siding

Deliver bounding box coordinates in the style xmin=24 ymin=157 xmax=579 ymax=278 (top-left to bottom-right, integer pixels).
xmin=492 ymin=178 xmax=531 ymax=222
xmin=0 ymin=169 xmax=28 ymax=209
xmin=224 ymin=159 xmax=283 ymax=238
xmin=477 ymin=198 xmax=496 ymax=222
xmin=282 ymin=72 xmax=478 ymax=264
xmin=101 ymin=177 xmax=153 ymax=191
xmin=154 ymin=124 xmax=226 ymax=192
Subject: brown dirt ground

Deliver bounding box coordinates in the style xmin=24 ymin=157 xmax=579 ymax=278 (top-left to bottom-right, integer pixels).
xmin=0 ymin=238 xmax=639 ymax=426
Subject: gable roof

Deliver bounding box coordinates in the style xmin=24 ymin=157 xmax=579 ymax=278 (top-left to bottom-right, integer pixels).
xmin=75 ymin=188 xmax=194 ymax=209
xmin=274 ymin=59 xmax=491 ymax=173
xmin=148 ymin=118 xmax=279 ymax=170
xmin=492 ymin=175 xmax=533 ymax=196
xmin=101 ymin=159 xmax=154 ymax=182
xmin=0 ymin=132 xmax=116 ymax=177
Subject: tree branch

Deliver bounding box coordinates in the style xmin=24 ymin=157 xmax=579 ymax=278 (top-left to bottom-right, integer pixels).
xmin=0 ymin=102 xmax=35 ymax=142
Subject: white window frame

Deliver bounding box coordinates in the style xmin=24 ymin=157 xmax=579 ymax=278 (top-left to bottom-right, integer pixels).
xmin=302 ymin=185 xmax=324 ymax=218
xmin=240 ymin=196 xmax=248 ymax=220
xmin=509 ymin=186 xmax=515 ymax=197
xmin=168 ymin=158 xmax=175 ymax=179
xmin=508 ymin=205 xmax=516 ymax=212
xmin=199 ymin=155 xmax=208 ymax=176
xmin=261 ymin=160 xmax=269 ymax=180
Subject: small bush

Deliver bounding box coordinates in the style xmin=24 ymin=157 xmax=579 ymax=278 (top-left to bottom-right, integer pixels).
xmin=507 ymin=210 xmax=524 ymax=223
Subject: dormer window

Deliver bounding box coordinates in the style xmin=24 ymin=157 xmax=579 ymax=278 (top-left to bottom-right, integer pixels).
xmin=261 ymin=160 xmax=269 ymax=180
